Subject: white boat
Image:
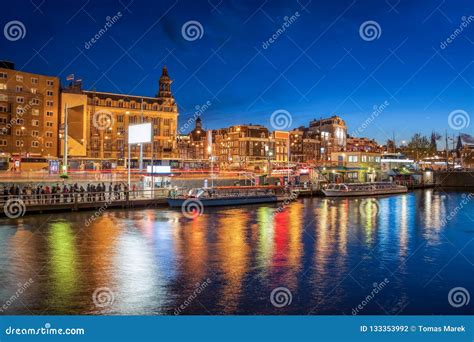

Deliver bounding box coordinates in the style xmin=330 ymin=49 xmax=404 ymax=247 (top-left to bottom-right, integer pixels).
xmin=322 ymin=182 xmax=407 ymax=197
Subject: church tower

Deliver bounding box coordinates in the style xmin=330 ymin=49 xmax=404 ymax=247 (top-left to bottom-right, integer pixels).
xmin=157 ymin=66 xmax=173 ymax=100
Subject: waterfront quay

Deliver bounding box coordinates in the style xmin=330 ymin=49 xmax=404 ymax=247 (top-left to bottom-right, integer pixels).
xmin=3 ymin=168 xmax=472 ymax=217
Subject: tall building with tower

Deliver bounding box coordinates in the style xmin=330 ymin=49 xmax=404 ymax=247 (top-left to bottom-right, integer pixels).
xmin=60 ymin=66 xmax=179 ymax=167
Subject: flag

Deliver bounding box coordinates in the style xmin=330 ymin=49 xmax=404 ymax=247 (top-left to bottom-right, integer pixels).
xmin=66 ymin=74 xmax=74 ymax=81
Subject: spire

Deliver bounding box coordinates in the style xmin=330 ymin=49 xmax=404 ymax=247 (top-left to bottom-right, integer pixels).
xmin=162 ymin=65 xmax=169 ymax=77
xmin=157 ymin=66 xmax=173 ymax=99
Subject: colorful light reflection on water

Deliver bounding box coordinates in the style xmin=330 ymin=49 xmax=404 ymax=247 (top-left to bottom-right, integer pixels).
xmin=0 ymin=190 xmax=472 ymax=315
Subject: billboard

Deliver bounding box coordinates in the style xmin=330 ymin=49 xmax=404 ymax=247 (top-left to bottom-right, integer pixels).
xmin=128 ymin=123 xmax=152 ymax=144
xmin=146 ymin=165 xmax=171 ymax=174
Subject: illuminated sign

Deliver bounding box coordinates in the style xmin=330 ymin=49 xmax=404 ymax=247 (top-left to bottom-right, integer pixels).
xmin=146 ymin=165 xmax=171 ymax=174
xmin=128 ymin=123 xmax=152 ymax=144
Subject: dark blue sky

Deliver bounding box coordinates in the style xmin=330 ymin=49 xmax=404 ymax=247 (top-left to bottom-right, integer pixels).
xmin=1 ymin=0 xmax=473 ymax=144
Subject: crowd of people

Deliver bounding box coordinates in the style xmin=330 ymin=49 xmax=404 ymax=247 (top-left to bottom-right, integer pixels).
xmin=1 ymin=182 xmax=141 ymax=204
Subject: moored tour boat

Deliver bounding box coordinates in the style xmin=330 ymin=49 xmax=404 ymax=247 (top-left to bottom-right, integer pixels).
xmin=322 ymin=182 xmax=407 ymax=197
xmin=167 ymin=186 xmax=289 ymax=207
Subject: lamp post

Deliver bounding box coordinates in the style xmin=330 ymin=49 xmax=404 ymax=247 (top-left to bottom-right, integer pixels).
xmin=62 ymin=103 xmax=68 ymax=176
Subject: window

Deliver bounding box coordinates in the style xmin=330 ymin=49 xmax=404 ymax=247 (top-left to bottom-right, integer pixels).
xmin=46 ymin=80 xmax=54 ymax=86
xmin=15 ymin=129 xmax=21 ymax=136
xmin=16 ymin=75 xmax=23 ymax=82
xmin=46 ymin=121 xmax=53 ymax=127
xmin=46 ymin=111 xmax=53 ymax=117
xmin=31 ymin=141 xmax=39 ymax=147
xmin=361 ymin=155 xmax=367 ymax=162
xmin=16 ymin=118 xmax=24 ymax=125
xmin=16 ymin=140 xmax=23 ymax=147
xmin=0 ymin=84 xmax=6 ymax=90
xmin=46 ymin=100 xmax=53 ymax=107
xmin=31 ymin=77 xmax=38 ymax=84
xmin=31 ymin=98 xmax=40 ymax=105
xmin=0 ymin=94 xmax=7 ymax=101
xmin=117 ymin=115 xmax=123 ymax=123
xmin=32 ymin=109 xmax=39 ymax=116
xmin=32 ymin=120 xmax=39 ymax=126
xmin=348 ymin=155 xmax=359 ymax=163
xmin=47 ymin=90 xmax=53 ymax=96
xmin=118 ymin=101 xmax=124 ymax=108
xmin=31 ymin=88 xmax=37 ymax=94
xmin=0 ymin=140 xmax=6 ymax=146
xmin=105 ymin=100 xmax=112 ymax=106
xmin=16 ymin=85 xmax=22 ymax=93
xmin=45 ymin=142 xmax=52 ymax=148
xmin=46 ymin=131 xmax=53 ymax=138
xmin=0 ymin=72 xmax=7 ymax=79
xmin=0 ymin=117 xmax=7 ymax=124
xmin=16 ymin=106 xmax=23 ymax=115
xmin=16 ymin=97 xmax=24 ymax=104
xmin=164 ymin=118 xmax=170 ymax=126
xmin=31 ymin=130 xmax=39 ymax=137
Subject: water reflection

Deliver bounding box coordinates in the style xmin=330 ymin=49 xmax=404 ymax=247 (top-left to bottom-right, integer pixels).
xmin=0 ymin=190 xmax=472 ymax=315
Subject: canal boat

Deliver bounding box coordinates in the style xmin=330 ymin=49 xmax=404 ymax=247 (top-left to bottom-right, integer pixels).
xmin=322 ymin=182 xmax=407 ymax=197
xmin=167 ymin=186 xmax=289 ymax=207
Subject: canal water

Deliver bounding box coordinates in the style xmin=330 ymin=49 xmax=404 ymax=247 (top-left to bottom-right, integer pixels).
xmin=0 ymin=189 xmax=472 ymax=315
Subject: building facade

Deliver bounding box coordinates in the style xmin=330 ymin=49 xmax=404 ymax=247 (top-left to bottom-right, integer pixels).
xmin=346 ymin=136 xmax=381 ymax=153
xmin=309 ymin=115 xmax=347 ymax=160
xmin=0 ymin=61 xmax=60 ymax=158
xmin=60 ymin=67 xmax=178 ymax=166
xmin=289 ymin=127 xmax=320 ymax=163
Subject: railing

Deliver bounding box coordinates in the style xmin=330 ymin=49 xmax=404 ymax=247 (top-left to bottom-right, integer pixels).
xmin=0 ymin=188 xmax=170 ymax=211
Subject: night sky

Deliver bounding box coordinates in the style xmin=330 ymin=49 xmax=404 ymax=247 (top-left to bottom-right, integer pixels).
xmin=1 ymin=0 xmax=473 ymax=144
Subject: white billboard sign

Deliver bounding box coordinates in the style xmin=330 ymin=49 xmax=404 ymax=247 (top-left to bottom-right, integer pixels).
xmin=146 ymin=165 xmax=171 ymax=174
xmin=128 ymin=123 xmax=152 ymax=144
